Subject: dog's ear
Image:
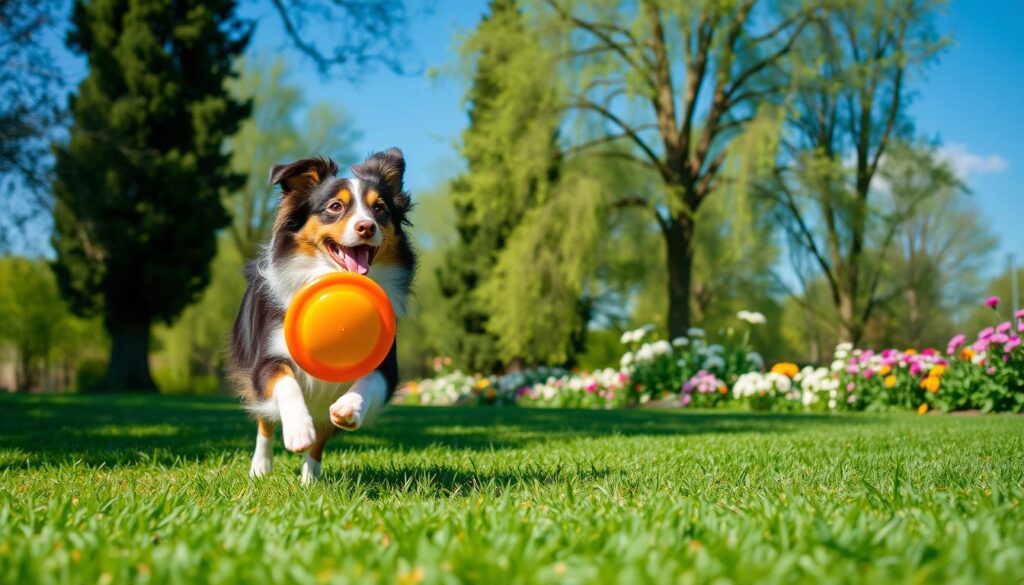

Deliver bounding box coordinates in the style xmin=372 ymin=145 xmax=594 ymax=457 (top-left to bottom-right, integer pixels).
xmin=354 ymin=148 xmax=406 ymax=195
xmin=269 ymin=157 xmax=338 ymax=195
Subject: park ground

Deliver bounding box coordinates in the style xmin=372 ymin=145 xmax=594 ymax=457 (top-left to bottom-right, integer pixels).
xmin=1 ymin=395 xmax=1023 ymax=584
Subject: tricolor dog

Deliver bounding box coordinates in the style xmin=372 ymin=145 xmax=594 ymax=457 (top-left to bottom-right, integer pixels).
xmin=228 ymin=148 xmax=416 ymax=483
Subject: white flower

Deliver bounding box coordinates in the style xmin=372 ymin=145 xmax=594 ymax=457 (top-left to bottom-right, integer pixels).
xmin=703 ymin=355 xmax=725 ymax=370
xmin=620 ymin=352 xmax=634 ymax=368
xmin=706 ymin=344 xmax=724 ymax=355
xmin=830 ymin=359 xmax=845 ymax=372
xmin=652 ymin=340 xmax=673 ymax=355
xmin=619 ymin=331 xmax=632 ymax=344
xmin=746 ymin=352 xmax=764 ymax=369
xmin=672 ymin=337 xmax=690 ymax=347
xmin=687 ymin=327 xmax=706 ymax=338
xmin=737 ymin=310 xmax=767 ymax=325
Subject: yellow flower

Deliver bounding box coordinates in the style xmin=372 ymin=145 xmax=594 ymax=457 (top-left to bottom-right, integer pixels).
xmin=918 ymin=403 xmax=929 ymax=415
xmin=905 ymin=349 xmax=918 ymax=356
xmin=475 ymin=378 xmax=490 ymax=389
xmin=924 ymin=376 xmax=940 ymax=393
xmin=884 ymin=375 xmax=897 ymax=388
xmin=485 ymin=388 xmax=496 ymax=400
xmin=879 ymin=365 xmax=892 ymax=376
xmin=961 ymin=348 xmax=975 ymax=361
xmin=930 ymin=364 xmax=946 ymax=377
xmin=406 ymin=382 xmax=421 ymax=394
xmin=770 ymin=362 xmax=799 ymax=378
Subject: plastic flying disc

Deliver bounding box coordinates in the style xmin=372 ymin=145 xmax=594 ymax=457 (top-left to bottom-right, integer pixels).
xmin=284 ymin=272 xmax=396 ymax=382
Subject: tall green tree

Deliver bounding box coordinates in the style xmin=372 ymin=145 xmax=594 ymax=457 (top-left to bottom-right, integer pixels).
xmin=542 ymin=0 xmax=813 ymax=338
xmin=52 ymin=0 xmax=250 ymax=392
xmin=769 ymin=0 xmax=946 ymax=344
xmin=437 ymin=0 xmax=562 ymax=371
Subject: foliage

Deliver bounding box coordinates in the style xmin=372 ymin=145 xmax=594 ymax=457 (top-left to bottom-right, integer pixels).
xmin=51 ymin=0 xmax=251 ymax=391
xmin=3 ymin=394 xmax=1024 ymax=583
xmin=0 ymin=256 xmax=105 ymax=391
xmin=437 ymin=0 xmax=562 ymax=371
xmin=772 ymin=0 xmax=948 ymax=343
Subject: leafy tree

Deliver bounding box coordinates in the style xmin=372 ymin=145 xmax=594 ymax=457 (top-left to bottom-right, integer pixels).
xmin=768 ymin=0 xmax=946 ymax=344
xmin=152 ymin=55 xmax=361 ymax=393
xmin=436 ymin=0 xmax=562 ymax=371
xmin=52 ymin=0 xmax=251 ymax=392
xmin=541 ymin=0 xmax=813 ymax=338
xmin=0 ymin=256 xmax=103 ymax=391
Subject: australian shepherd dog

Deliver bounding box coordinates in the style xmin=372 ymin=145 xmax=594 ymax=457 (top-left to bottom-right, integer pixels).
xmin=228 ymin=148 xmax=416 ymax=483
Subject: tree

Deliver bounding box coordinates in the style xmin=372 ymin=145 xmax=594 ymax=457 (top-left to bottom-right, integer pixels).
xmin=436 ymin=0 xmax=562 ymax=371
xmin=542 ymin=0 xmax=813 ymax=338
xmin=52 ymin=0 xmax=250 ymax=392
xmin=0 ymin=0 xmax=64 ymax=252
xmin=769 ymin=0 xmax=946 ymax=343
xmin=0 ymin=256 xmax=102 ymax=391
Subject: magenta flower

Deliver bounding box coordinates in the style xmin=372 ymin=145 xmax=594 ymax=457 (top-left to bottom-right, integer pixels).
xmin=1019 ymin=322 xmax=1024 ymax=333
xmin=863 ymin=369 xmax=875 ymax=380
xmin=1006 ymin=337 xmax=1022 ymax=352
xmin=680 ymin=393 xmax=692 ymax=407
xmin=991 ymin=333 xmax=1010 ymax=345
xmin=986 ymin=296 xmax=1000 ymax=309
xmin=979 ymin=327 xmax=994 ymax=340
xmin=997 ymin=321 xmax=1012 ymax=334
xmin=909 ymin=362 xmax=922 ymax=376
xmin=946 ymin=334 xmax=966 ymax=355
xmin=585 ymin=382 xmax=597 ymax=393
xmin=973 ymin=339 xmax=990 ymax=353
xmin=1015 ymin=308 xmax=1024 ymax=319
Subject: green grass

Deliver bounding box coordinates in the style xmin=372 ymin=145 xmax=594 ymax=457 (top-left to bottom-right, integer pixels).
xmin=1 ymin=395 xmax=1023 ymax=584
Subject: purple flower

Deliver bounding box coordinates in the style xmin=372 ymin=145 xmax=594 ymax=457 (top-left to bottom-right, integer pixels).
xmin=986 ymin=296 xmax=1001 ymax=309
xmin=997 ymin=321 xmax=1012 ymax=334
xmin=909 ymin=362 xmax=922 ymax=376
xmin=681 ymin=393 xmax=692 ymax=407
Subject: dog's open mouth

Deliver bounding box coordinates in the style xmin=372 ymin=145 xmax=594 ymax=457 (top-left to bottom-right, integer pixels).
xmin=325 ymin=240 xmax=377 ymax=275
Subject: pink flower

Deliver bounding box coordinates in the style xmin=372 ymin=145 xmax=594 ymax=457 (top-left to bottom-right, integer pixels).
xmin=585 ymin=382 xmax=598 ymax=393
xmin=846 ymin=382 xmax=856 ymax=391
xmin=909 ymin=362 xmax=922 ymax=376
xmin=973 ymin=339 xmax=990 ymax=353
xmin=986 ymin=296 xmax=1000 ymax=309
xmin=987 ymin=367 xmax=997 ymax=375
xmin=680 ymin=393 xmax=692 ymax=407
xmin=863 ymin=369 xmax=875 ymax=380
xmin=979 ymin=327 xmax=994 ymax=340
xmin=997 ymin=322 xmax=1012 ymax=334
xmin=947 ymin=334 xmax=966 ymax=355
xmin=847 ymin=394 xmax=857 ymax=404
xmin=1005 ymin=337 xmax=1022 ymax=352
xmin=921 ymin=348 xmax=937 ymax=357
xmin=1015 ymin=308 xmax=1024 ymax=319
xmin=991 ymin=333 xmax=1010 ymax=345
xmin=1019 ymin=322 xmax=1024 ymax=333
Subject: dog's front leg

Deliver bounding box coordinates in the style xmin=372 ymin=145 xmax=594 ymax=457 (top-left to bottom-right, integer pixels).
xmin=257 ymin=359 xmax=316 ymax=452
xmin=330 ymin=372 xmax=386 ymax=431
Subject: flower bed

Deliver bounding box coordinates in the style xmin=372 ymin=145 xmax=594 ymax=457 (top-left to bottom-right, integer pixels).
xmin=400 ymin=302 xmax=1024 ymax=414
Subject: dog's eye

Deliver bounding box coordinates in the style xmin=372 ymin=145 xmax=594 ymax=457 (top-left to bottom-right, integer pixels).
xmin=372 ymin=203 xmax=387 ymax=217
xmin=327 ymin=201 xmax=344 ymax=214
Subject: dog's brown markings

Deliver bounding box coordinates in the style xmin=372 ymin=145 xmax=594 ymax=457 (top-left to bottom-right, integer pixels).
xmin=336 ymin=188 xmax=352 ymax=205
xmin=295 ymin=216 xmax=323 ymax=257
xmin=373 ymin=224 xmax=404 ymax=266
xmin=257 ymin=418 xmax=274 ymax=439
xmin=280 ymin=169 xmax=320 ymax=194
xmin=365 ymin=190 xmax=380 ymax=206
xmin=307 ymin=426 xmax=337 ymax=463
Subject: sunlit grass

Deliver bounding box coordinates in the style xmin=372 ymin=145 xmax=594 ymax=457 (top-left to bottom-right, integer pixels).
xmin=1 ymin=394 xmax=1022 ymax=584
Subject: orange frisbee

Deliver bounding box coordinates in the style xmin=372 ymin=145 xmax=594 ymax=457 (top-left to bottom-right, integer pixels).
xmin=284 ymin=272 xmax=396 ymax=382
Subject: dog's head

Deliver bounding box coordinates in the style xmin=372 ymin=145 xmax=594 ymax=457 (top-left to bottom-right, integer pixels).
xmin=268 ymin=148 xmax=412 ymax=275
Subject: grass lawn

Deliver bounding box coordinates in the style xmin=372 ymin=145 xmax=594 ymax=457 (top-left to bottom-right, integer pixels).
xmin=1 ymin=395 xmax=1022 ymax=584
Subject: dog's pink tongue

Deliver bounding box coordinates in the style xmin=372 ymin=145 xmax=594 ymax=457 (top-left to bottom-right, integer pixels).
xmin=342 ymin=246 xmax=371 ymax=275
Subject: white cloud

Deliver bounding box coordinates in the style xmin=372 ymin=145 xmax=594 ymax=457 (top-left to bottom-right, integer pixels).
xmin=938 ymin=143 xmax=1009 ymax=180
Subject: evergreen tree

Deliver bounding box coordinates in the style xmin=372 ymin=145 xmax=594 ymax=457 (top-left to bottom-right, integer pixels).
xmin=52 ymin=0 xmax=250 ymax=392
xmin=436 ymin=0 xmax=561 ymax=372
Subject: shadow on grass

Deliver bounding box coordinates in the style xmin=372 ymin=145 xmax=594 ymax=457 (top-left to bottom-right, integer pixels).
xmin=0 ymin=393 xmax=873 ymax=471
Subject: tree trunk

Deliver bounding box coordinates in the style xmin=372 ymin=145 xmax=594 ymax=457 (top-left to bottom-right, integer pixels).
xmin=100 ymin=320 xmax=157 ymax=392
xmin=665 ymin=214 xmax=696 ymax=339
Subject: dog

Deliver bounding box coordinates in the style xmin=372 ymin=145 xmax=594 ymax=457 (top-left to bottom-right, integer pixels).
xmin=228 ymin=148 xmax=416 ymax=483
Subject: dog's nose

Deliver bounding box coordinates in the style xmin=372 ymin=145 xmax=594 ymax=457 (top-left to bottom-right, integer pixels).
xmin=354 ymin=220 xmax=376 ymax=239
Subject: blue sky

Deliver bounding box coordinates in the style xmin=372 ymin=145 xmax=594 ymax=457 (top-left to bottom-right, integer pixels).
xmin=45 ymin=0 xmax=1023 ymax=267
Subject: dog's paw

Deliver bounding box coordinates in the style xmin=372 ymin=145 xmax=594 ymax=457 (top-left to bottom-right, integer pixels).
xmin=330 ymin=393 xmax=365 ymax=431
xmin=281 ymin=415 xmax=316 ymax=453
xmin=249 ymin=454 xmax=273 ymax=478
xmin=301 ymin=456 xmax=321 ymax=485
